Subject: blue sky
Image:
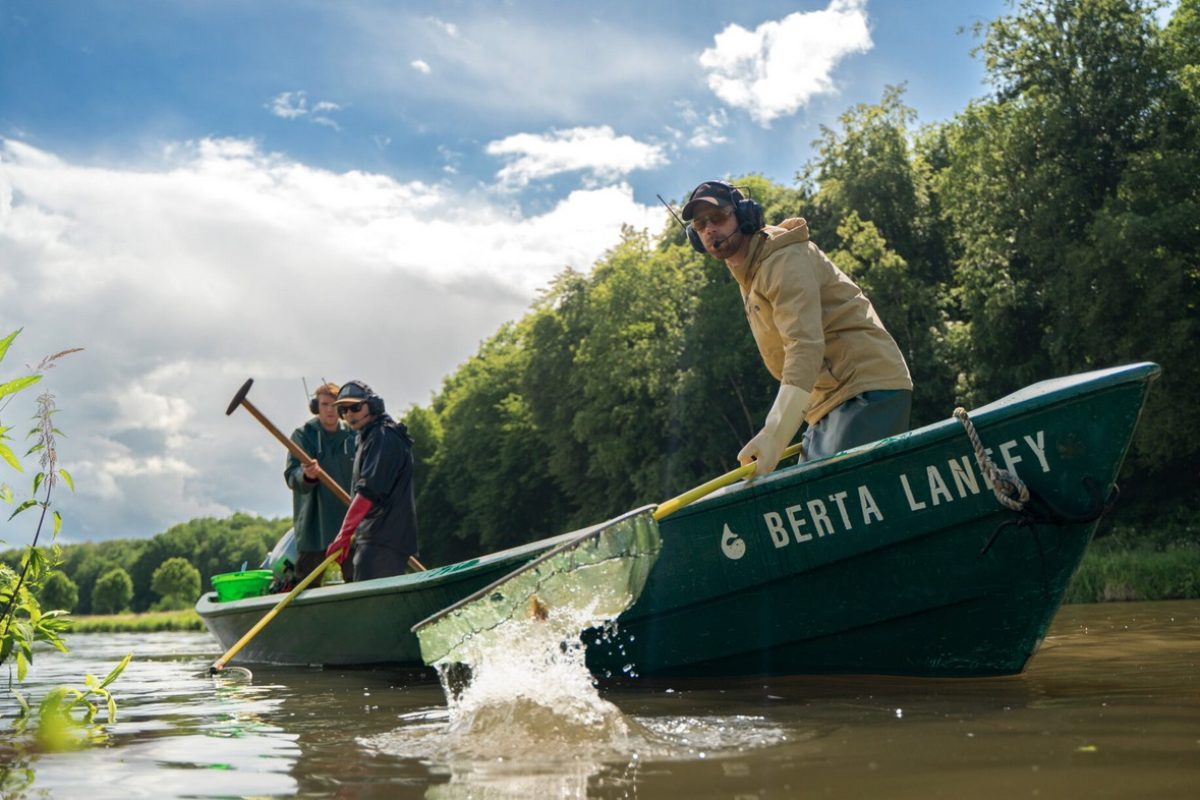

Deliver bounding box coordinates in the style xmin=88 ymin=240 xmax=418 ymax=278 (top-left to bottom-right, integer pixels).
xmin=0 ymin=0 xmax=1015 ymax=544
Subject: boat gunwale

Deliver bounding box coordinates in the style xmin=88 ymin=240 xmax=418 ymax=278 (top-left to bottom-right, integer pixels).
xmin=663 ymin=361 xmax=1161 ymax=521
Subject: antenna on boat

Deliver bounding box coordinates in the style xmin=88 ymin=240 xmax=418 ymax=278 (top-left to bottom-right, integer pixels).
xmin=657 ymin=193 xmax=688 ymax=232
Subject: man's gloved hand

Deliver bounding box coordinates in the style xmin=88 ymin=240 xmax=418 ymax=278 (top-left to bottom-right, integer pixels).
xmin=738 ymin=384 xmax=811 ymax=477
xmin=326 ymin=494 xmax=373 ymax=564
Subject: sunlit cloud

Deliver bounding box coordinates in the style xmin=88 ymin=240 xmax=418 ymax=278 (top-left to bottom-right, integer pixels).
xmin=0 ymin=136 xmax=660 ymax=540
xmin=486 ymin=126 xmax=668 ymax=189
xmin=700 ymin=0 xmax=872 ymax=125
xmin=411 ymin=59 xmax=432 ymax=75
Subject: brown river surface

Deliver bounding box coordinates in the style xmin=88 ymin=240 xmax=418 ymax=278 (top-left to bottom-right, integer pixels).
xmin=3 ymin=599 xmax=1198 ymax=799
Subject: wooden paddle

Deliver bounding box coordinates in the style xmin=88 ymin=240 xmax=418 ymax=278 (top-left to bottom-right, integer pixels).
xmin=226 ymin=378 xmax=426 ymax=572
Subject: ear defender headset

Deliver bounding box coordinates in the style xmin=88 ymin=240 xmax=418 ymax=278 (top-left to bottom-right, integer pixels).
xmin=685 ymin=181 xmax=765 ymax=255
xmin=309 ymin=395 xmax=321 ymax=415
xmin=339 ymin=380 xmax=385 ymax=416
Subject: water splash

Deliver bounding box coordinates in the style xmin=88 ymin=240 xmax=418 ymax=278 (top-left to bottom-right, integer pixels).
xmin=440 ymin=595 xmax=634 ymax=757
xmin=368 ymin=508 xmax=787 ymax=796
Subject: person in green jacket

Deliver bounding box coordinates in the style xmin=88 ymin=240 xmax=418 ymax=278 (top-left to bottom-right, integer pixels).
xmin=284 ymin=382 xmax=357 ymax=585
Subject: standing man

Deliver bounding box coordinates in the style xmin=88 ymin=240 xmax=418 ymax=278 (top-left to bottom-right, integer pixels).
xmin=325 ymin=380 xmax=419 ymax=581
xmin=681 ymin=179 xmax=913 ymax=474
xmin=284 ymin=382 xmax=357 ymax=585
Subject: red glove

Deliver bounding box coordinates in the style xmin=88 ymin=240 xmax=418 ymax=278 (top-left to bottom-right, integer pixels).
xmin=326 ymin=494 xmax=373 ymax=564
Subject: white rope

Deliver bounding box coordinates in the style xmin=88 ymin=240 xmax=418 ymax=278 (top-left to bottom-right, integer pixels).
xmin=953 ymin=407 xmax=1030 ymax=512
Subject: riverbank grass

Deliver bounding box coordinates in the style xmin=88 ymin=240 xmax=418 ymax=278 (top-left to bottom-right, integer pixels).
xmin=69 ymin=609 xmax=204 ymax=633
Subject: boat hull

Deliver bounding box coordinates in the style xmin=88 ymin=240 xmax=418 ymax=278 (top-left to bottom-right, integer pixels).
xmin=198 ymin=363 xmax=1159 ymax=677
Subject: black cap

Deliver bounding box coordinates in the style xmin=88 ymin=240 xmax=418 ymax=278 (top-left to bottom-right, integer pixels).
xmin=334 ymin=380 xmax=374 ymax=406
xmin=681 ymin=181 xmax=739 ymax=221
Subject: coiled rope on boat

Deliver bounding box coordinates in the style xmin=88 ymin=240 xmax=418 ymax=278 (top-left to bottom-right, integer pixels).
xmin=953 ymin=407 xmax=1030 ymax=512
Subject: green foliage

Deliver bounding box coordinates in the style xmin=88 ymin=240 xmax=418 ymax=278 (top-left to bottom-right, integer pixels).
xmin=1 ymin=329 xmax=131 ymax=762
xmin=938 ymin=0 xmax=1200 ymax=515
xmin=150 ymin=557 xmax=201 ymax=610
xmin=70 ymin=609 xmax=203 ymax=633
xmin=39 ymin=570 xmax=79 ymax=613
xmin=5 ymin=654 xmax=131 ymax=751
xmin=0 ymin=559 xmax=71 ymax=681
xmin=0 ymin=513 xmax=289 ymax=614
xmin=400 ymin=2 xmax=1198 ymax=562
xmin=90 ymin=567 xmax=133 ymax=615
xmin=1066 ymin=547 xmax=1200 ymax=602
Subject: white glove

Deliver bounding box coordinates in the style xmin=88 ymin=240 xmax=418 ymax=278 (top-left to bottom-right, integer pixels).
xmin=738 ymin=384 xmax=811 ymax=477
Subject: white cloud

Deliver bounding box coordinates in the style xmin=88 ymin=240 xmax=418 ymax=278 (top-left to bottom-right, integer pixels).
xmin=266 ymin=90 xmax=343 ymax=128
xmin=670 ymin=102 xmax=731 ymax=149
xmin=268 ymin=90 xmax=309 ymax=119
xmin=699 ymin=0 xmax=872 ymax=125
xmin=0 ymin=137 xmax=660 ymax=541
xmin=411 ymin=59 xmax=432 ymax=75
xmin=486 ymin=126 xmax=668 ymax=189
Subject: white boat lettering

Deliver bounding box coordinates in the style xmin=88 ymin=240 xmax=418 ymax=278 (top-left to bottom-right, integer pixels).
xmin=807 ymin=498 xmax=835 ymax=537
xmin=900 ymin=474 xmax=926 ymax=511
xmin=1024 ymin=431 xmax=1050 ymax=472
xmin=898 ymin=429 xmax=1050 ymax=512
xmin=999 ymin=439 xmax=1022 ymax=475
xmin=859 ymin=485 xmax=883 ymax=524
xmin=761 ymin=484 xmax=877 ymax=549
xmin=948 ymin=456 xmax=980 ymax=498
xmin=744 ymin=430 xmax=1050 ymax=557
xmin=829 ymin=490 xmax=852 ymax=528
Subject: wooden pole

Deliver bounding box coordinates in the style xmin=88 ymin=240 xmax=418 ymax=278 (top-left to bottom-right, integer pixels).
xmin=226 ymin=378 xmax=426 ymax=572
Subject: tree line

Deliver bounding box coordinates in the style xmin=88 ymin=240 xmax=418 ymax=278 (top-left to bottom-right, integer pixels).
xmin=0 ymin=514 xmax=288 ymax=614
xmin=406 ymin=0 xmax=1199 ymax=567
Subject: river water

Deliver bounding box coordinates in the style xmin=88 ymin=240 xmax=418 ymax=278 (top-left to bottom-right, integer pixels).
xmin=2 ymin=600 xmax=1197 ymax=799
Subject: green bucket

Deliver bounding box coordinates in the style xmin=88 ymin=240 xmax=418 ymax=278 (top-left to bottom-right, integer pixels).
xmin=211 ymin=569 xmax=273 ymax=602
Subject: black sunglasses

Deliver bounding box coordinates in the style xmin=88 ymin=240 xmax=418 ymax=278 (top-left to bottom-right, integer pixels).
xmin=337 ymin=402 xmax=366 ymax=416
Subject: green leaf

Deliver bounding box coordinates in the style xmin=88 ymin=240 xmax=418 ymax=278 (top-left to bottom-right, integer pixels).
xmin=13 ymin=687 xmax=30 ymax=716
xmin=32 ymin=472 xmax=43 ymax=496
xmin=58 ymin=468 xmax=75 ymax=491
xmin=53 ymin=510 xmax=62 ymax=535
xmin=8 ymin=499 xmax=36 ymax=520
xmin=0 ymin=441 xmax=22 ymax=472
xmin=0 ymin=329 xmax=20 ymax=364
xmin=99 ymin=654 xmax=132 ymax=689
xmin=0 ymin=374 xmax=41 ymax=401
xmin=107 ymin=695 xmax=117 ymax=723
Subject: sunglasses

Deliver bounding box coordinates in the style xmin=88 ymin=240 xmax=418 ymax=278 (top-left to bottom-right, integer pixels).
xmin=337 ymin=402 xmax=366 ymax=416
xmin=690 ymin=206 xmax=733 ymax=232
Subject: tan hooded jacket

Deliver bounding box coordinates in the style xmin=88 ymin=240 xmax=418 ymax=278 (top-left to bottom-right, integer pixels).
xmin=727 ymin=218 xmax=913 ymax=426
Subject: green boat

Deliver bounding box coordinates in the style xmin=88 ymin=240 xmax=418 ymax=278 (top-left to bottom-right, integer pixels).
xmin=196 ymin=362 xmax=1159 ymax=677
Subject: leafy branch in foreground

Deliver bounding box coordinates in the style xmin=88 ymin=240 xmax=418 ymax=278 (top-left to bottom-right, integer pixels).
xmin=0 ymin=328 xmax=130 ymax=764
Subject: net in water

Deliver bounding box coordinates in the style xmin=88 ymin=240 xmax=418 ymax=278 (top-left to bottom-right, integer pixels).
xmin=413 ymin=506 xmax=662 ymax=670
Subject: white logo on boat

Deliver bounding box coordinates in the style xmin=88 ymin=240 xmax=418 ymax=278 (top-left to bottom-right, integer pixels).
xmin=721 ymin=524 xmax=746 ymax=560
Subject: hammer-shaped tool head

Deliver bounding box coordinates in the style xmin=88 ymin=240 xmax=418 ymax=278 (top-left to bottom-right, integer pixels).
xmin=226 ymin=378 xmax=255 ymax=416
